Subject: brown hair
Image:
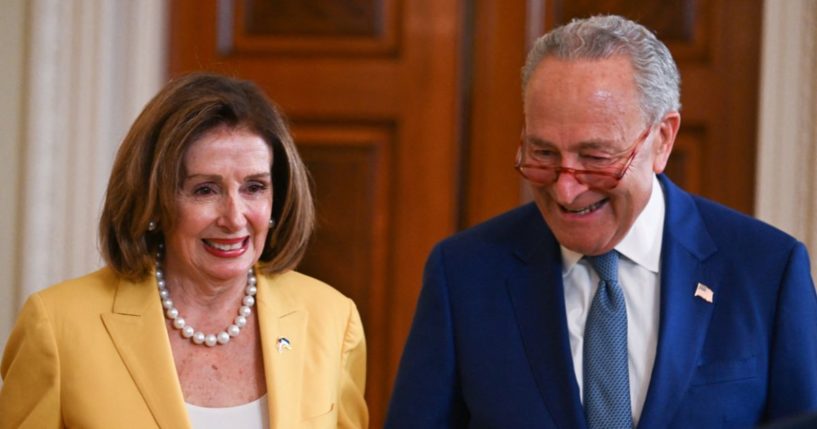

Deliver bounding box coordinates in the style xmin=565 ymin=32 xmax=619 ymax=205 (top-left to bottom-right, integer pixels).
xmin=99 ymin=72 xmax=314 ymax=281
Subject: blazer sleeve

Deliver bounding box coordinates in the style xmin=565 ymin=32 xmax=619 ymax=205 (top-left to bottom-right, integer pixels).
xmin=338 ymin=298 xmax=369 ymax=429
xmin=0 ymin=294 xmax=64 ymax=429
xmin=385 ymin=244 xmax=468 ymax=428
xmin=765 ymin=242 xmax=817 ymax=419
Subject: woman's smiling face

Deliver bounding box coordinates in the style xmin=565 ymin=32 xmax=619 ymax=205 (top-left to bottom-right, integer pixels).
xmin=164 ymin=125 xmax=273 ymax=283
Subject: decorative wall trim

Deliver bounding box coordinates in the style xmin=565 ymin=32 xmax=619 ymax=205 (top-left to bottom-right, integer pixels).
xmin=16 ymin=0 xmax=166 ymax=305
xmin=755 ymin=0 xmax=817 ymax=278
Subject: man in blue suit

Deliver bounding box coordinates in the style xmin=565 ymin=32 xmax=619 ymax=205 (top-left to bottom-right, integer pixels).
xmin=386 ymin=15 xmax=817 ymax=428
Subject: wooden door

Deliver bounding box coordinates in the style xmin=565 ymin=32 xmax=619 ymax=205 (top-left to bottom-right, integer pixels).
xmin=169 ymin=1 xmax=463 ymax=426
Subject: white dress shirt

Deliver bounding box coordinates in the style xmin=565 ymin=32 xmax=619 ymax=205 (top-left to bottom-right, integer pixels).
xmin=562 ymin=175 xmax=665 ymax=425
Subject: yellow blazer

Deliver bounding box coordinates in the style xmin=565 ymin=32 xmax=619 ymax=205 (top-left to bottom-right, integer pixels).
xmin=0 ymin=267 xmax=368 ymax=428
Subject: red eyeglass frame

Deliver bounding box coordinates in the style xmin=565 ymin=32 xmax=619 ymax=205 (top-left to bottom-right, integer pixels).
xmin=514 ymin=126 xmax=653 ymax=190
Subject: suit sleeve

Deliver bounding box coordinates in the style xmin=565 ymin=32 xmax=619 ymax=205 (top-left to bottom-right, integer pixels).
xmin=0 ymin=294 xmax=64 ymax=429
xmin=385 ymin=244 xmax=468 ymax=428
xmin=338 ymin=298 xmax=369 ymax=429
xmin=765 ymin=242 xmax=817 ymax=419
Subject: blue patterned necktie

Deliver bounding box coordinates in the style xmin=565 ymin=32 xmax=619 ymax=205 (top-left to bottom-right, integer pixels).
xmin=583 ymin=250 xmax=633 ymax=429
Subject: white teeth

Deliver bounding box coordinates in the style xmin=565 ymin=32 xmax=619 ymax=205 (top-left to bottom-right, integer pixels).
xmin=565 ymin=200 xmax=605 ymax=215
xmin=206 ymin=240 xmax=243 ymax=251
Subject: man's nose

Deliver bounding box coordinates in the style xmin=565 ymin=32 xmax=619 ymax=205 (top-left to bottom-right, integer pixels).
xmin=551 ymin=168 xmax=590 ymax=204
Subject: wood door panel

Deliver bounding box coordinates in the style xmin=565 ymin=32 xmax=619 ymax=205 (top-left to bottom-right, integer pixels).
xmin=294 ymin=123 xmax=392 ymax=311
xmin=461 ymin=1 xmax=527 ymax=227
xmin=294 ymin=123 xmax=393 ymax=410
xmin=245 ymin=64 xmax=404 ymax=118
xmin=244 ymin=0 xmax=382 ymax=36
xmin=222 ymin=0 xmax=401 ymax=56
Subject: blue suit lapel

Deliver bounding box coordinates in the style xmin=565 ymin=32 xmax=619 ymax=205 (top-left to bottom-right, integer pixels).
xmin=505 ymin=215 xmax=586 ymax=429
xmin=638 ymin=175 xmax=719 ymax=428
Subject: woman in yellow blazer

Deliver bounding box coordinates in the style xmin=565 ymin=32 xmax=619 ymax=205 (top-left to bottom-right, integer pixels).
xmin=0 ymin=73 xmax=368 ymax=428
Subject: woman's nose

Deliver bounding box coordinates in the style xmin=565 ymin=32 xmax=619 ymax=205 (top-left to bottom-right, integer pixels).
xmin=216 ymin=194 xmax=246 ymax=230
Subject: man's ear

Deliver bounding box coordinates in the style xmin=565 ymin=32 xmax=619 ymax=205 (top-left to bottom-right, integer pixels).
xmin=652 ymin=112 xmax=681 ymax=174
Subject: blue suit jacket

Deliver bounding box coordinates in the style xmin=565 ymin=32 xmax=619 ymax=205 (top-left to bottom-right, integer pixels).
xmin=386 ymin=175 xmax=817 ymax=428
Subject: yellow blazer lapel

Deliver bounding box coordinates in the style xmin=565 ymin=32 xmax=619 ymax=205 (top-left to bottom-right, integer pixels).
xmin=101 ymin=275 xmax=190 ymax=429
xmin=257 ymin=272 xmax=306 ymax=429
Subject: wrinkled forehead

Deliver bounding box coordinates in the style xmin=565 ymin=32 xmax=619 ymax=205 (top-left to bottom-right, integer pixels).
xmin=524 ymin=56 xmax=642 ymax=114
xmin=523 ymin=56 xmax=645 ymax=143
xmin=524 ymin=56 xmax=639 ymax=107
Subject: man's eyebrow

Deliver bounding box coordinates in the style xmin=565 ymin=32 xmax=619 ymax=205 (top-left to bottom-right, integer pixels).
xmin=523 ymin=135 xmax=619 ymax=151
xmin=522 ymin=135 xmax=553 ymax=147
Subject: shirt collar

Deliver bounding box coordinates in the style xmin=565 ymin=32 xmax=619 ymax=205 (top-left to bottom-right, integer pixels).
xmin=561 ymin=174 xmax=665 ymax=274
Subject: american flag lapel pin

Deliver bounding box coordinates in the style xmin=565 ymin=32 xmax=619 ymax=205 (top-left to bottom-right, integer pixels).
xmin=694 ymin=283 xmax=714 ymax=303
xmin=276 ymin=337 xmax=292 ymax=353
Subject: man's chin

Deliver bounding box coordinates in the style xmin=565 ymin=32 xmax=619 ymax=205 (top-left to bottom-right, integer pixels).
xmin=552 ymin=231 xmax=615 ymax=256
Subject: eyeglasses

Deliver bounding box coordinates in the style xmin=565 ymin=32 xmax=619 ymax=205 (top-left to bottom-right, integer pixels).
xmin=514 ymin=127 xmax=652 ymax=190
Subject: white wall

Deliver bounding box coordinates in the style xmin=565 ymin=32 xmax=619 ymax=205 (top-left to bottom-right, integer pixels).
xmin=0 ymin=0 xmax=167 ymax=355
xmin=0 ymin=0 xmax=27 ymax=351
xmin=756 ymin=0 xmax=817 ymax=281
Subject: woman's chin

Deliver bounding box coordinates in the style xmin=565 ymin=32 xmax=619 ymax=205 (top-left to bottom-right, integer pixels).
xmin=199 ymin=260 xmax=256 ymax=283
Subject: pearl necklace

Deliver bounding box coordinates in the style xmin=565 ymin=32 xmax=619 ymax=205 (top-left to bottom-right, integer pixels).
xmin=155 ymin=249 xmax=257 ymax=347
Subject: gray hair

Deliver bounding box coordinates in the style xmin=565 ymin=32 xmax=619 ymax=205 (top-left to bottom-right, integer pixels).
xmin=522 ymin=15 xmax=681 ymax=123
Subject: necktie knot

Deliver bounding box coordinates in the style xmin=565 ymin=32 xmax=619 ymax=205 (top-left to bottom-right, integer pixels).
xmin=587 ymin=251 xmax=619 ymax=284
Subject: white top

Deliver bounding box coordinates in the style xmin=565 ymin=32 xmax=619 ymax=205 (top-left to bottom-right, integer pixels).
xmin=562 ymin=174 xmax=665 ymax=425
xmin=186 ymin=394 xmax=269 ymax=429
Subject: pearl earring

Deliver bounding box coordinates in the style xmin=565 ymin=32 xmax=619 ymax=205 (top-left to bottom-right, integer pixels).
xmin=269 ymin=218 xmax=276 ymax=228
xmin=148 ymin=221 xmax=157 ymax=232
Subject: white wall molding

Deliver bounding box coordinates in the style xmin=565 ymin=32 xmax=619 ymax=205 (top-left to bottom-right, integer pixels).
xmin=756 ymin=0 xmax=817 ymax=278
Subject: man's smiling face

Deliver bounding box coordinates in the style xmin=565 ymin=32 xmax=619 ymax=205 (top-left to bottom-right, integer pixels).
xmin=523 ymin=55 xmax=674 ymax=256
